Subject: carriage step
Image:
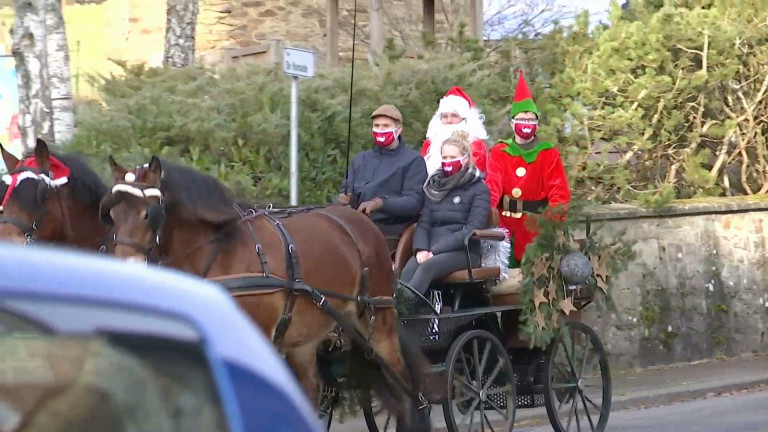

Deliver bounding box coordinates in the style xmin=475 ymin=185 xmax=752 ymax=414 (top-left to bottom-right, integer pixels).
xmin=516 ymin=391 xmax=546 ymax=409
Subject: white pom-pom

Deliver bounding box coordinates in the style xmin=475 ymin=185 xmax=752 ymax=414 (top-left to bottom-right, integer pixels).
xmin=124 ymin=172 xmax=136 ymax=182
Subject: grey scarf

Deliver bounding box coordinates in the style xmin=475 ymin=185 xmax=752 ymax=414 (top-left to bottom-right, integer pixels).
xmin=423 ymin=165 xmax=483 ymax=202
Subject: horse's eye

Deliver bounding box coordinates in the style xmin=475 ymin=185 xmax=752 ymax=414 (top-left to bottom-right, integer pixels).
xmin=141 ymin=210 xmax=148 ymax=220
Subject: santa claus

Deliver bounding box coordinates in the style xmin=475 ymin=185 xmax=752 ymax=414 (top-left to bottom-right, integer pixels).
xmin=421 ymin=87 xmax=489 ymax=175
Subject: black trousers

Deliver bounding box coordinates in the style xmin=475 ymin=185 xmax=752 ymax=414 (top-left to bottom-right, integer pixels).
xmin=400 ymin=251 xmax=481 ymax=295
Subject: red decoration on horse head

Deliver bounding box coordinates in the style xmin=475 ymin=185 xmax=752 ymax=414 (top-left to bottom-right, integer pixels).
xmin=1 ymin=139 xmax=71 ymax=207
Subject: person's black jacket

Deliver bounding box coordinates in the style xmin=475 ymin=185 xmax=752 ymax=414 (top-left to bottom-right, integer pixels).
xmin=340 ymin=137 xmax=427 ymax=237
xmin=412 ymin=174 xmax=490 ymax=256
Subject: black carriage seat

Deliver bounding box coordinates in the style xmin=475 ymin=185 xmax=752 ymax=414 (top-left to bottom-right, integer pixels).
xmin=393 ymin=208 xmax=505 ymax=284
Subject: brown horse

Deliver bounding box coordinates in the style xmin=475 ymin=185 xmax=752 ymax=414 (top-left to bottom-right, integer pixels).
xmin=0 ymin=139 xmax=110 ymax=249
xmin=99 ymin=156 xmax=429 ymax=429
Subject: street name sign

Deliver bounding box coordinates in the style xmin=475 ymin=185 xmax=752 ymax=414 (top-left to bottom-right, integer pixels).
xmin=283 ymin=47 xmax=315 ymax=78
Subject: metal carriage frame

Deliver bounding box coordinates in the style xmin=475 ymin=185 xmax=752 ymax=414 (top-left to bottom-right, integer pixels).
xmin=355 ymin=209 xmax=613 ymax=432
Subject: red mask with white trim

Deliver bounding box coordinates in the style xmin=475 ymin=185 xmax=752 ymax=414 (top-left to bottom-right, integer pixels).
xmin=441 ymin=156 xmax=467 ymax=177
xmin=372 ymin=128 xmax=398 ymax=148
xmin=513 ymin=119 xmax=538 ymax=141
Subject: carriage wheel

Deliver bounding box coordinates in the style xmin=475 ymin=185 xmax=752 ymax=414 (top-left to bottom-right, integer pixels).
xmin=442 ymin=330 xmax=516 ymax=432
xmin=361 ymin=390 xmax=394 ymax=432
xmin=544 ymin=322 xmax=611 ymax=432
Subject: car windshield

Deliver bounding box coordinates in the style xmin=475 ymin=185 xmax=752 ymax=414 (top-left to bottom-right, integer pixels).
xmin=0 ymin=301 xmax=228 ymax=432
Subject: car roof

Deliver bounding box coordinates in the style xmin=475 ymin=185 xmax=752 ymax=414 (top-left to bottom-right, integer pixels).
xmin=0 ymin=242 xmax=317 ymax=425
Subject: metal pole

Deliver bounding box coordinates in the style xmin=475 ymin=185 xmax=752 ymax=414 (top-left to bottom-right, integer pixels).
xmin=289 ymin=75 xmax=299 ymax=206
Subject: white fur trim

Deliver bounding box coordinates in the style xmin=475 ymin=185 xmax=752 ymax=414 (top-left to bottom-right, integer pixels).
xmin=2 ymin=171 xmax=68 ymax=187
xmin=112 ymin=183 xmax=163 ymax=199
xmin=437 ymin=95 xmax=471 ymax=119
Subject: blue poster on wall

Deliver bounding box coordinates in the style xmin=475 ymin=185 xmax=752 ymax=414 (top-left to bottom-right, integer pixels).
xmin=0 ymin=56 xmax=21 ymax=172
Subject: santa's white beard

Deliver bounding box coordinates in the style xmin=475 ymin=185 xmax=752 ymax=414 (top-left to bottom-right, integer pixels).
xmin=426 ymin=123 xmax=467 ymax=147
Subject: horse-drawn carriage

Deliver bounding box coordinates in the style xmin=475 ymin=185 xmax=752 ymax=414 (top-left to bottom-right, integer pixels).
xmin=0 ymin=143 xmax=612 ymax=432
xmin=318 ymin=208 xmax=611 ymax=432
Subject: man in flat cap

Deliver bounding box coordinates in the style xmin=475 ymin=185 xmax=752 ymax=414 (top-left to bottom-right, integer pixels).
xmin=337 ymin=104 xmax=427 ymax=252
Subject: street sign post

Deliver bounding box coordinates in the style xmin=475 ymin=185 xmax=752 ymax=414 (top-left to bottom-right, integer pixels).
xmin=283 ymin=47 xmax=315 ymax=206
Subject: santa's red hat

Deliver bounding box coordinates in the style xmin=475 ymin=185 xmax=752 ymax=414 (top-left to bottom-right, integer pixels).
xmin=437 ymin=87 xmax=475 ymax=119
xmin=426 ymin=86 xmax=488 ymax=145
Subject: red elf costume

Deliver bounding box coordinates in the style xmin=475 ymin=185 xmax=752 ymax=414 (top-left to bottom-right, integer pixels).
xmin=421 ymin=87 xmax=488 ymax=175
xmin=485 ymin=70 xmax=571 ymax=268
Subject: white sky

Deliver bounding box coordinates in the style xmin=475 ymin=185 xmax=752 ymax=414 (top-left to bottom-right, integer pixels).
xmin=560 ymin=0 xmax=614 ymax=23
xmin=483 ymin=0 xmax=616 ymax=37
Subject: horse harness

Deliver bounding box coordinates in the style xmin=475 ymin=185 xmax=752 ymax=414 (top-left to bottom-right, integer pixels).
xmin=226 ymin=204 xmax=379 ymax=347
xmin=219 ymin=204 xmax=427 ymax=409
xmin=0 ymin=166 xmax=71 ymax=245
xmin=101 ymin=189 xmax=426 ymax=408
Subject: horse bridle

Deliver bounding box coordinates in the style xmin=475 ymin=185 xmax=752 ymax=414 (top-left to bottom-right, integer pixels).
xmin=0 ymin=167 xmax=67 ymax=245
xmin=101 ymin=183 xmax=166 ymax=264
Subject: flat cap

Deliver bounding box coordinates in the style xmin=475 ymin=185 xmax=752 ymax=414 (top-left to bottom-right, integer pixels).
xmin=370 ymin=104 xmax=402 ymax=123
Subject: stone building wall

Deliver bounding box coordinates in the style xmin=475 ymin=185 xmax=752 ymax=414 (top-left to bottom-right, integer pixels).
xmin=198 ymin=0 xmax=474 ymax=64
xmin=577 ymin=196 xmax=768 ymax=370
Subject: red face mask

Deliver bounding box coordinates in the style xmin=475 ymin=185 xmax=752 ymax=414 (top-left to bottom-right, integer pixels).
xmin=441 ymin=157 xmax=466 ymax=176
xmin=372 ymin=128 xmax=398 ymax=148
xmin=513 ymin=120 xmax=538 ymax=141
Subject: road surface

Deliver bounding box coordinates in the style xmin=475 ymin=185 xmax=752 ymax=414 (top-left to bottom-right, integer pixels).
xmin=331 ymin=388 xmax=768 ymax=431
xmin=518 ymin=389 xmax=768 ymax=432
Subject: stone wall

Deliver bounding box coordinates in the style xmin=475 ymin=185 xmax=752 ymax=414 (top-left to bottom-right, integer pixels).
xmin=577 ymin=196 xmax=768 ymax=370
xmin=198 ymin=0 xmax=473 ymax=65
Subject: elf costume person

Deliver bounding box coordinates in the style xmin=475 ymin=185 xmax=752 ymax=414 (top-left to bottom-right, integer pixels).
xmin=421 ymin=87 xmax=489 ymax=175
xmin=486 ymin=70 xmax=571 ymax=280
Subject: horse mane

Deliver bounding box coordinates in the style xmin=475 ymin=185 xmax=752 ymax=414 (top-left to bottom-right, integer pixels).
xmin=159 ymin=160 xmax=239 ymax=225
xmin=54 ymin=152 xmax=108 ymax=208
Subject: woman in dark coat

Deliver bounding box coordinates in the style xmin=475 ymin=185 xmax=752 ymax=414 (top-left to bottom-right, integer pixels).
xmin=400 ymin=130 xmax=490 ymax=295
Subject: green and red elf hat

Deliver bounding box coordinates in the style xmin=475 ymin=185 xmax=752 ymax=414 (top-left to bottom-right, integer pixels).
xmin=510 ymin=69 xmax=539 ymax=119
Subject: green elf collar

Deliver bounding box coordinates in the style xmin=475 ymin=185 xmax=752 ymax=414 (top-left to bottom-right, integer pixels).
xmin=499 ymin=138 xmax=554 ymax=163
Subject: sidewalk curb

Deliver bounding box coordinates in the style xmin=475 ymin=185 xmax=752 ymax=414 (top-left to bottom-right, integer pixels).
xmin=514 ymin=374 xmax=768 ymax=427
xmin=611 ymin=374 xmax=768 ymax=412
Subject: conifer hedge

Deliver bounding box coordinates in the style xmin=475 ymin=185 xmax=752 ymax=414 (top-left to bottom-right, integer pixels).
xmin=67 ymin=1 xmax=768 ymax=206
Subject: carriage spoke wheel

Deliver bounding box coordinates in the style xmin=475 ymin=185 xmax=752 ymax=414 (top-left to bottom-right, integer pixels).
xmin=443 ymin=330 xmax=516 ymax=432
xmin=361 ymin=390 xmax=394 ymax=432
xmin=544 ymin=322 xmax=611 ymax=432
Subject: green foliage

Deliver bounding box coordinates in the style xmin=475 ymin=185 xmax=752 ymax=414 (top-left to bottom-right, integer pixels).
xmin=551 ymin=1 xmax=768 ymax=203
xmin=67 ymin=4 xmax=768 ymax=206
xmin=516 ymin=201 xmax=635 ymax=348
xmin=67 ymin=29 xmax=519 ymax=204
